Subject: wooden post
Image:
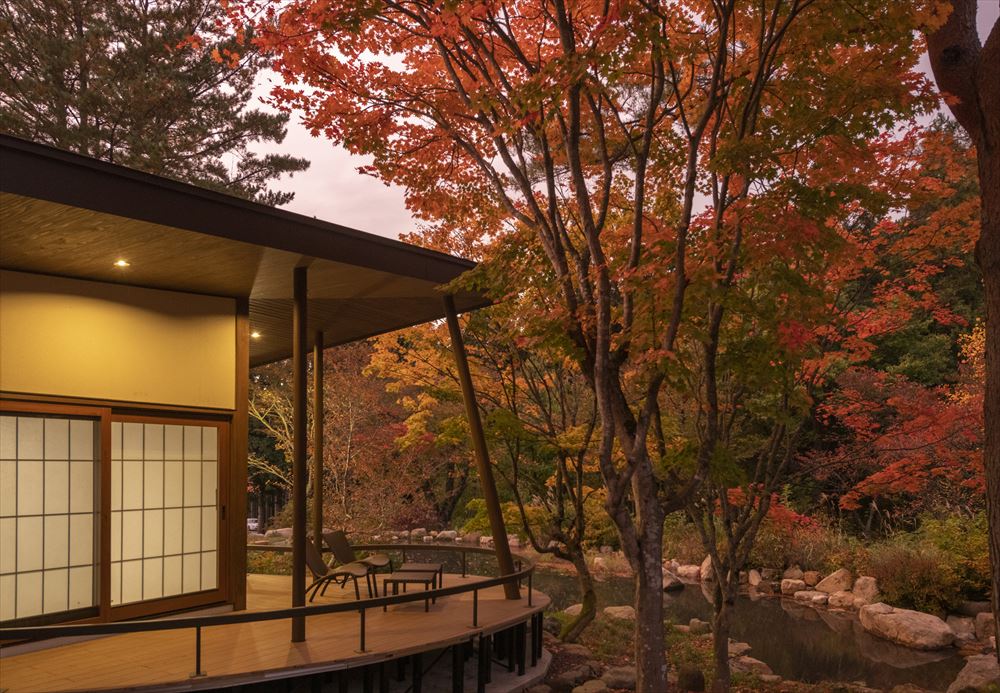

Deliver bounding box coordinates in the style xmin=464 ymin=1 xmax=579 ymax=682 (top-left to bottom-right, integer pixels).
xmin=312 ymin=331 xmax=324 ymax=551
xmin=292 ymin=266 xmax=308 ymax=641
xmin=442 ymin=295 xmax=519 ymax=599
xmin=231 ymin=297 xmax=250 ymax=610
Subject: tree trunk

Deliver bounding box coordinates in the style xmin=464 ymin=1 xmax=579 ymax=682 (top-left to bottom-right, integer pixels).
xmin=977 ymin=128 xmax=1000 ymax=664
xmin=711 ymin=578 xmax=737 ymax=692
xmin=634 ymin=525 xmax=668 ymax=693
xmin=923 ymin=0 xmax=999 ymax=660
xmin=561 ymin=551 xmax=597 ymax=642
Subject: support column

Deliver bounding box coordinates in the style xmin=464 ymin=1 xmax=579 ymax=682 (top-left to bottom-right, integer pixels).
xmin=231 ymin=297 xmax=250 ymax=610
xmin=292 ymin=266 xmax=308 ymax=642
xmin=312 ymin=331 xmax=325 ymax=551
xmin=442 ymin=295 xmax=519 ymax=599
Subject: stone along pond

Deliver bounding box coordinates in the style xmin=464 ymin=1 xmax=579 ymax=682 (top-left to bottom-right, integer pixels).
xmin=531 ymin=570 xmax=967 ymax=691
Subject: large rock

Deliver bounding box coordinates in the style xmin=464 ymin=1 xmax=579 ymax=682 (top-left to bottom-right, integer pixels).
xmin=730 ymin=655 xmax=773 ymax=676
xmin=781 ymin=579 xmax=806 ymax=595
xmin=601 ymin=666 xmax=636 ymax=690
xmin=853 ymin=575 xmax=880 ymax=604
xmin=728 ymin=641 xmax=752 ymax=657
xmin=676 ymin=564 xmax=701 ymax=581
xmin=410 ymin=527 xmax=427 ymax=539
xmin=663 ymin=571 xmax=684 ymax=592
xmin=571 ymin=680 xmax=608 ymax=693
xmin=561 ymin=643 xmax=592 ymax=657
xmin=859 ymin=603 xmax=955 ymax=650
xmin=700 ymin=555 xmax=715 ymax=581
xmin=946 ymin=654 xmax=1000 ymax=693
xmin=957 ymin=600 xmax=992 ymax=617
xmin=794 ymin=589 xmax=826 ymax=602
xmin=828 ymin=590 xmax=856 ymax=609
xmin=748 ymin=569 xmax=762 ymax=587
xmin=803 ymin=570 xmax=822 ymax=587
xmin=551 ymin=663 xmax=596 ymax=689
xmin=815 ymin=568 xmax=853 ymax=594
xmin=689 ymin=618 xmax=711 ymax=635
xmin=437 ymin=530 xmax=458 ymax=541
xmin=463 ymin=532 xmax=482 ymax=545
xmin=564 ymin=603 xmax=583 ymax=616
xmin=783 ymin=565 xmax=804 ymax=580
xmin=946 ymin=615 xmax=975 ymax=639
xmin=604 ymin=605 xmax=636 ymax=620
xmin=975 ymin=612 xmax=996 ymax=640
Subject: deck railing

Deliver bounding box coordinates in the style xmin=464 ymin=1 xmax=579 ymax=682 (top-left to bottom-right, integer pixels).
xmin=0 ymin=544 xmax=537 ymax=680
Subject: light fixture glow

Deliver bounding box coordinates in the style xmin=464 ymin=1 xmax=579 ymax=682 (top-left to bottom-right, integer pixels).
xmin=113 ymin=259 xmax=130 ymax=268
xmin=251 ymin=331 xmax=262 ymax=339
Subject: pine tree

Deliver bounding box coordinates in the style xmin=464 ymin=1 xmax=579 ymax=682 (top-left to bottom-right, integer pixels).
xmin=0 ymin=0 xmax=308 ymax=205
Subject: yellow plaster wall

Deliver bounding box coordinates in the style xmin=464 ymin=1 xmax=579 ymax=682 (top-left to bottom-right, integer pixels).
xmin=0 ymin=270 xmax=236 ymax=409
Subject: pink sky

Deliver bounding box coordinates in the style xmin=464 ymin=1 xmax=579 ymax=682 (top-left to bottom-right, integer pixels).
xmin=255 ymin=3 xmax=999 ymax=240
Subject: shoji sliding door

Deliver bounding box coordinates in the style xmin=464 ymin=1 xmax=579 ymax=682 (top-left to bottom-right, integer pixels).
xmin=1 ymin=404 xmax=228 ymax=624
xmin=0 ymin=412 xmax=99 ymax=624
xmin=110 ymin=418 xmax=225 ymax=614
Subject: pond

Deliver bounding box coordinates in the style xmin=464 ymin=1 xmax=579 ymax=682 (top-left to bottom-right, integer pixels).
xmin=530 ymin=570 xmax=967 ymax=692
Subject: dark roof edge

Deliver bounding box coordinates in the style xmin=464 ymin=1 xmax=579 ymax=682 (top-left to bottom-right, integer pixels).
xmin=0 ymin=135 xmax=477 ymax=285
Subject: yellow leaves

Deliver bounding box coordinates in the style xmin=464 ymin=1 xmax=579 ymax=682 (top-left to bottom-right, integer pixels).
xmin=951 ymin=321 xmax=985 ymax=406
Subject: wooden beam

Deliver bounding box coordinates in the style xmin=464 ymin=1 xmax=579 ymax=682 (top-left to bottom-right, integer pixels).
xmin=312 ymin=331 xmax=325 ymax=550
xmin=442 ymin=295 xmax=519 ymax=599
xmin=292 ymin=266 xmax=308 ymax=641
xmin=231 ymin=297 xmax=250 ymax=610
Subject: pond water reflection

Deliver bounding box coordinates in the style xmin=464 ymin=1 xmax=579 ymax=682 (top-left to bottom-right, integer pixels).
xmin=530 ymin=570 xmax=965 ymax=691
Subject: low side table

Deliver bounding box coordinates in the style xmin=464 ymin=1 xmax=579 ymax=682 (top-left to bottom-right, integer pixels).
xmin=382 ymin=571 xmax=438 ymax=612
xmin=398 ymin=562 xmax=444 ymax=588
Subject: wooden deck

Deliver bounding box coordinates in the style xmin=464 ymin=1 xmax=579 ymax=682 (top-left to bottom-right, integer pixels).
xmin=0 ymin=573 xmax=549 ymax=692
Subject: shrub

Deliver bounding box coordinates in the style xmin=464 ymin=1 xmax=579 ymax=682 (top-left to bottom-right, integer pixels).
xmin=859 ymin=542 xmax=962 ymax=613
xmin=461 ymin=494 xmax=620 ymax=551
xmin=914 ymin=513 xmax=990 ymax=601
xmin=247 ymin=549 xmax=293 ymax=575
xmin=663 ymin=513 xmax=710 ymax=563
xmin=460 ymin=499 xmax=529 ymax=538
xmin=747 ymin=514 xmax=850 ymax=572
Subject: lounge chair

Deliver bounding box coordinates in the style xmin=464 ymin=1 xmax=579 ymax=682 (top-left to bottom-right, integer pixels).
xmin=323 ymin=530 xmax=392 ymax=596
xmin=304 ymin=541 xmax=369 ymax=601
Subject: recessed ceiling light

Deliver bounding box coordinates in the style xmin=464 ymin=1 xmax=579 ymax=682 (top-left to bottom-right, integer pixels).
xmin=114 ymin=259 xmax=130 ymax=268
xmin=251 ymin=331 xmax=261 ymax=339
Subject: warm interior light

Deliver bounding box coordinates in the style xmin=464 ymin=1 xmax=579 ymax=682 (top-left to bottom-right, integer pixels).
xmin=113 ymin=259 xmax=130 ymax=268
xmin=251 ymin=331 xmax=261 ymax=339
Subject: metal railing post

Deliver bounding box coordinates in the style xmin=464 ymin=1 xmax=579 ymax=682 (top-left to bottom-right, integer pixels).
xmin=527 ymin=572 xmax=533 ymax=607
xmin=472 ymin=588 xmax=479 ymax=627
xmin=358 ymin=608 xmax=367 ymax=653
xmin=191 ymin=626 xmax=204 ymax=678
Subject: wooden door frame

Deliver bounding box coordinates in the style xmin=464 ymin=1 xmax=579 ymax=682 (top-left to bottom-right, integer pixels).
xmin=106 ymin=413 xmax=230 ymax=621
xmin=0 ymin=399 xmax=108 ymax=625
xmin=0 ymin=397 xmax=233 ymax=623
